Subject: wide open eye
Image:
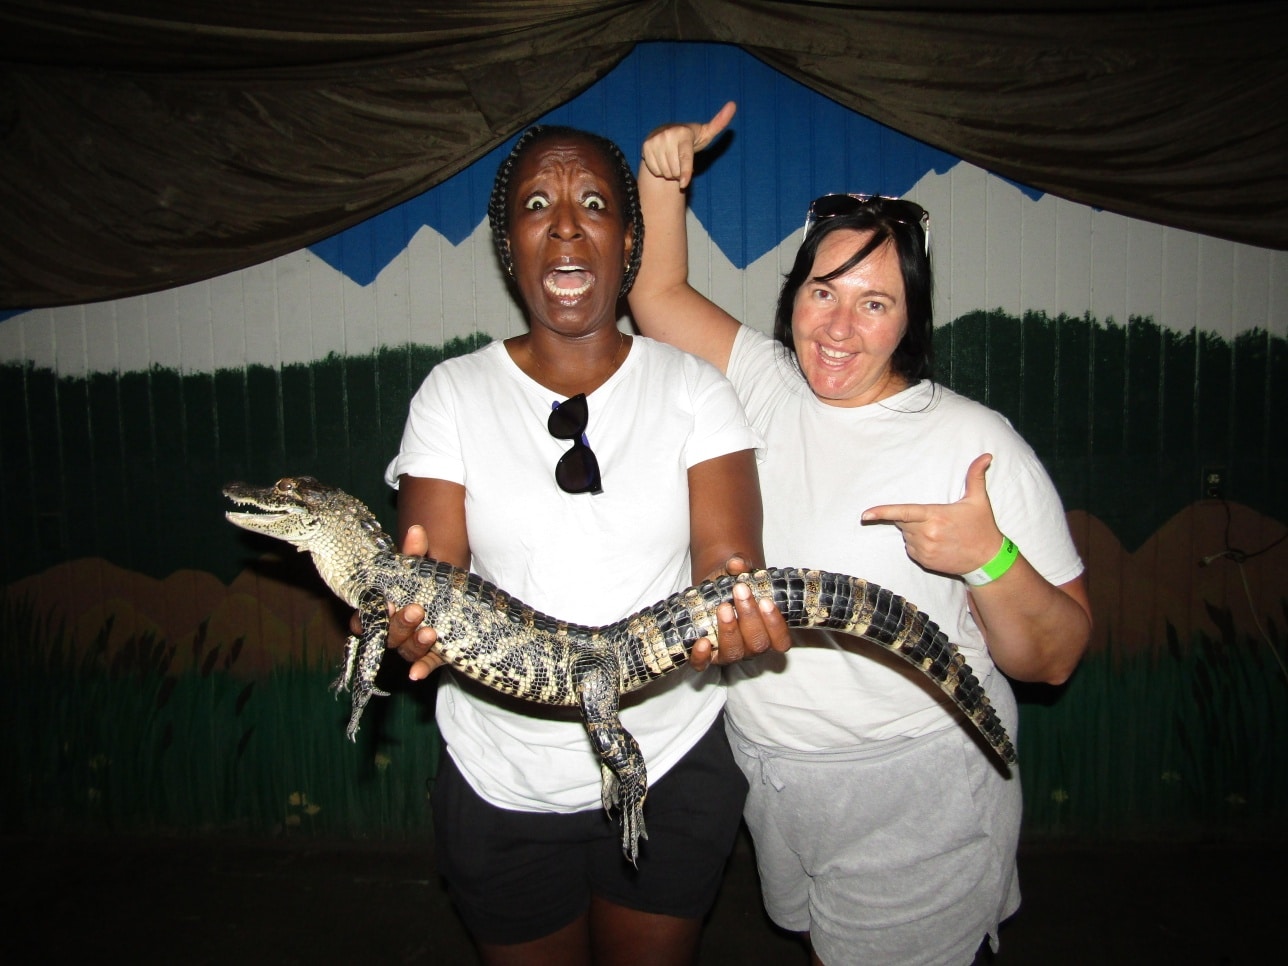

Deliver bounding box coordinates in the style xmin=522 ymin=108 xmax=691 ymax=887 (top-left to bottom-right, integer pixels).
xmin=582 ymin=193 xmax=607 ymax=211
xmin=523 ymin=193 xmax=550 ymax=211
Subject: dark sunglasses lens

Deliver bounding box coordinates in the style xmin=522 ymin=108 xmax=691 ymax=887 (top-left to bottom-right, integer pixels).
xmin=888 ymin=199 xmax=928 ymax=225
xmin=556 ymin=442 xmax=602 ymax=494
xmin=548 ymin=393 xmax=589 ymax=439
xmin=810 ymin=194 xmax=865 ymax=221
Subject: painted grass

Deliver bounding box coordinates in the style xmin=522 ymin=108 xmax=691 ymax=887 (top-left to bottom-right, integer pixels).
xmin=4 ymin=596 xmax=1284 ymax=840
xmin=0 ymin=596 xmax=441 ymax=838
xmin=1017 ymin=615 xmax=1288 ymax=839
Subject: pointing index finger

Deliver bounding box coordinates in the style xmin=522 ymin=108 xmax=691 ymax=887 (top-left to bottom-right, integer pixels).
xmin=862 ymin=504 xmax=929 ymax=524
xmin=694 ymin=101 xmax=737 ymax=152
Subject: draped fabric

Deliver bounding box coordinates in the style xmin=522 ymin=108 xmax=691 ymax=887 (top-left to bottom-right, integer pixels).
xmin=1 ymin=1 xmax=1284 ymax=308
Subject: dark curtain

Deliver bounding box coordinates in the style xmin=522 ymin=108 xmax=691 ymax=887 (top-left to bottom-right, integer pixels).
xmin=1 ymin=1 xmax=1284 ymax=309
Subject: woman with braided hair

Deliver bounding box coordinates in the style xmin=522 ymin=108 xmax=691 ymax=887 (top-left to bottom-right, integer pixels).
xmin=381 ymin=125 xmax=784 ymax=965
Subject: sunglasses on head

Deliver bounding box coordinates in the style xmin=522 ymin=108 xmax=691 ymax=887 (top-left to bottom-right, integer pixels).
xmin=803 ymin=193 xmax=930 ymax=254
xmin=548 ymin=393 xmax=603 ymax=495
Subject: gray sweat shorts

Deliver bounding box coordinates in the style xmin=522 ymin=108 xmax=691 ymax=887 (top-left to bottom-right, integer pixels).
xmin=726 ymin=678 xmax=1021 ymax=966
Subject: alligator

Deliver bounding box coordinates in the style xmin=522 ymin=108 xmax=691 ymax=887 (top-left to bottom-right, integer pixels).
xmin=225 ymin=476 xmax=1017 ymax=862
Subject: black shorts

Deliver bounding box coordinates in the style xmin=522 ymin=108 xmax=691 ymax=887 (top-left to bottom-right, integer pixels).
xmin=431 ymin=713 xmax=749 ymax=945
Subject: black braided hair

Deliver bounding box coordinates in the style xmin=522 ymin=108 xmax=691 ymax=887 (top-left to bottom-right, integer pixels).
xmin=487 ymin=125 xmax=644 ymax=297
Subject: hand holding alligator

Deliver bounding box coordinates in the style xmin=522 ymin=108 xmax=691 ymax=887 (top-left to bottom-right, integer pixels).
xmin=376 ymin=535 xmax=792 ymax=676
xmin=692 ymin=554 xmax=791 ymax=670
xmin=350 ymin=524 xmax=444 ymax=679
xmin=382 ymin=524 xmax=444 ymax=680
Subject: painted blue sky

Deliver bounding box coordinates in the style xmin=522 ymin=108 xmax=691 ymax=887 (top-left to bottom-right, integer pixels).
xmin=309 ymin=42 xmax=993 ymax=286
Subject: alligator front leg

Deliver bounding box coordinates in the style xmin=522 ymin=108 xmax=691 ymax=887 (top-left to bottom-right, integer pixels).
xmin=330 ymin=587 xmax=390 ymax=740
xmin=573 ymin=651 xmax=648 ymax=864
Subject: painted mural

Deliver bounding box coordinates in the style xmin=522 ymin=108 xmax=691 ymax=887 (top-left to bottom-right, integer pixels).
xmin=2 ymin=43 xmax=1285 ymax=840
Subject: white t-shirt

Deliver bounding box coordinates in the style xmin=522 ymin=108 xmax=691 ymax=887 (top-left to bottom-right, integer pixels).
xmin=725 ymin=327 xmax=1084 ymax=752
xmin=386 ymin=336 xmax=761 ymax=811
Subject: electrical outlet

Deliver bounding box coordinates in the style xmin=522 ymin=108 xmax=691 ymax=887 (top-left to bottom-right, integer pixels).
xmin=1202 ymin=466 xmax=1225 ymax=500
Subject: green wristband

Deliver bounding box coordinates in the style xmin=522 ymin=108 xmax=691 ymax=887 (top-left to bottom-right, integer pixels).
xmin=961 ymin=536 xmax=1019 ymax=587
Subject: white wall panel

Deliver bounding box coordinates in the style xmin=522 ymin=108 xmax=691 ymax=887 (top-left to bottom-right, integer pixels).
xmin=404 ymin=227 xmax=444 ymax=348
xmin=1157 ymin=225 xmax=1200 ymax=334
xmin=209 ymin=272 xmax=248 ymax=373
xmin=112 ymin=296 xmax=150 ymax=373
xmin=83 ymin=300 xmax=119 ymax=375
xmin=984 ymin=175 xmax=1023 ymax=314
xmin=1231 ymin=245 xmax=1272 ymax=335
xmin=1054 ymin=198 xmax=1093 ymax=317
xmin=301 ymin=251 xmax=342 ymax=365
xmin=1089 ymin=212 xmax=1130 ymax=325
xmin=274 ymin=252 xmax=315 ymax=365
xmin=944 ymin=163 xmax=989 ymax=322
xmin=373 ymin=232 xmax=412 ymax=353
xmin=174 ymin=278 xmax=213 ymax=375
xmin=143 ymin=287 xmax=181 ymax=372
xmin=1130 ymin=219 xmax=1168 ymax=326
xmin=1018 ymin=186 xmax=1057 ymax=315
xmin=1195 ymin=235 xmax=1237 ymax=340
xmin=337 ymin=261 xmax=377 ymax=360
xmin=1270 ymin=249 xmax=1288 ymax=334
xmin=52 ymin=305 xmax=87 ymax=377
xmin=241 ymin=261 xmax=281 ymax=370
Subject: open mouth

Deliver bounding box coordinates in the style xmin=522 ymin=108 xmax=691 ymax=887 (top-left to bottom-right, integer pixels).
xmin=817 ymin=344 xmax=856 ymax=364
xmin=223 ymin=483 xmax=304 ymax=526
xmin=224 ymin=501 xmax=298 ymax=529
xmin=544 ymin=265 xmax=593 ymax=299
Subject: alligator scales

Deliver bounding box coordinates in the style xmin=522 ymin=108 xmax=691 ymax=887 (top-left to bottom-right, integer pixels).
xmin=225 ymin=476 xmax=1016 ymax=861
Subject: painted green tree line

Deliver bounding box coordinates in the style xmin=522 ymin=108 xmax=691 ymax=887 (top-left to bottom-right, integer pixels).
xmin=2 ymin=313 xmax=1283 ymax=588
xmin=935 ymin=311 xmax=1286 ymax=549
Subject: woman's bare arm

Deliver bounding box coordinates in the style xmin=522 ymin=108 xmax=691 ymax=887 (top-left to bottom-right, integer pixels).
xmin=629 ymin=102 xmax=744 ymax=374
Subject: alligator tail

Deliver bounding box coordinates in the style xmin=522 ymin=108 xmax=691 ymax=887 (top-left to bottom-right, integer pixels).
xmin=613 ymin=567 xmax=1017 ymax=766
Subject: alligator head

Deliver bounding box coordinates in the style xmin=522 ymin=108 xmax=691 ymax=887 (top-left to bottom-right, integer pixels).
xmin=224 ymin=476 xmax=395 ymax=605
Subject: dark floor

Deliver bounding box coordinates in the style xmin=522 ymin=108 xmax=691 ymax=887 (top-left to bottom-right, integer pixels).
xmin=3 ymin=830 xmax=1285 ymax=964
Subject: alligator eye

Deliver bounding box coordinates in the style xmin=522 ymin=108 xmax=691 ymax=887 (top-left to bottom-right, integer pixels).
xmin=276 ymin=478 xmax=296 ymax=492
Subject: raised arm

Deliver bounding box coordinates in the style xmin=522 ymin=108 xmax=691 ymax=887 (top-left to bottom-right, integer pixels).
xmin=862 ymin=454 xmax=1092 ymax=685
xmin=630 ymin=101 xmax=744 ymax=374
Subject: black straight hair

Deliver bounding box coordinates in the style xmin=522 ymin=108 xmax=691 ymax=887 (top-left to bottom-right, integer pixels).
xmin=773 ymin=208 xmax=933 ymax=383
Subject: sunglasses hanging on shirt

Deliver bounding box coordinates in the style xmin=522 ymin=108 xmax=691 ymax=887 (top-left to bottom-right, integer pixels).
xmin=548 ymin=393 xmax=603 ymax=495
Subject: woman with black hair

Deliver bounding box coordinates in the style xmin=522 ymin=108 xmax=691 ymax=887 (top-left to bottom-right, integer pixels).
xmin=628 ymin=103 xmax=1092 ymax=966
xmin=383 ymin=124 xmax=771 ymax=965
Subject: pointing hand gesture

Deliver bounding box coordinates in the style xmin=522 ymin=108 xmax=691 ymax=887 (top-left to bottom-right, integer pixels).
xmin=861 ymin=453 xmax=1003 ymax=578
xmin=641 ymin=101 xmax=737 ymax=188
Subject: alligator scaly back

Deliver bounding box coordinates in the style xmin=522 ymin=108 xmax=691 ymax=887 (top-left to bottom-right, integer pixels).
xmin=225 ymin=477 xmax=1016 ymax=863
xmin=607 ymin=569 xmax=1014 ymax=764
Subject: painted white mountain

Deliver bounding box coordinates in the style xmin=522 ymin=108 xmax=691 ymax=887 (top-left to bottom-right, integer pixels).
xmin=1 ymin=161 xmax=1284 ymax=378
